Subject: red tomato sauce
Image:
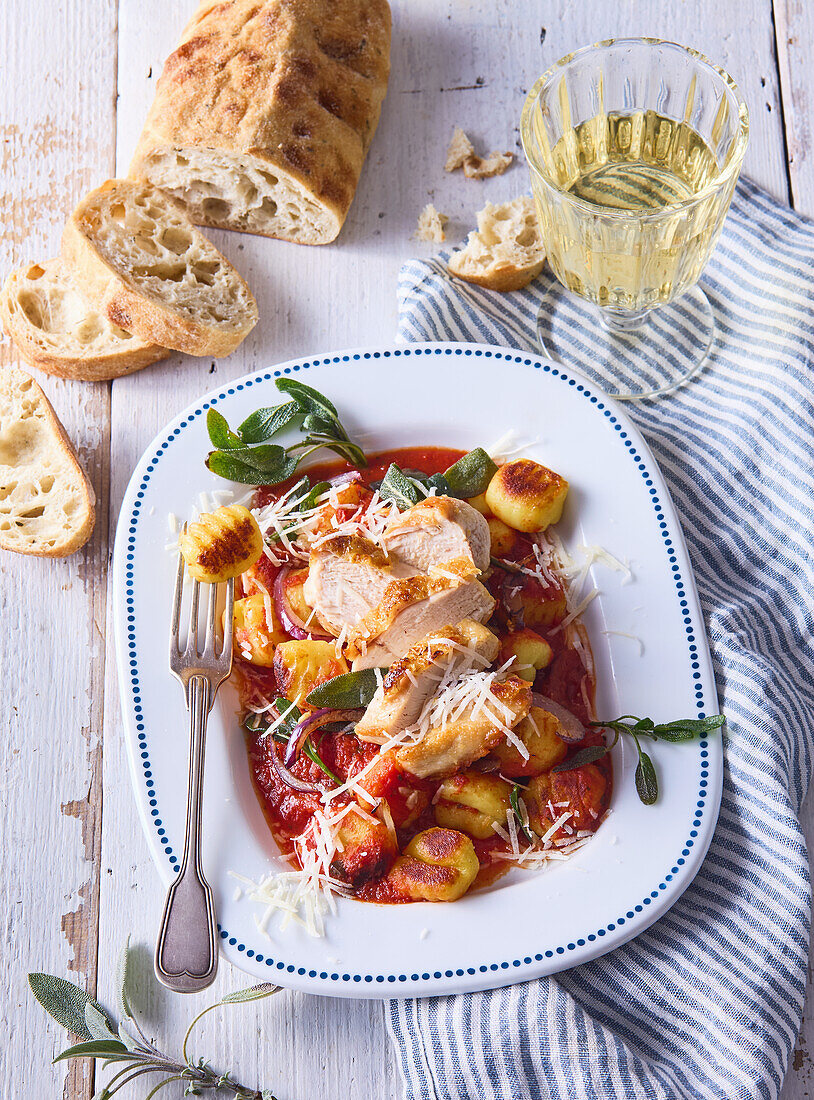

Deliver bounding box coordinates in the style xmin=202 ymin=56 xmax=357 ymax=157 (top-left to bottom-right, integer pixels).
xmin=238 ymin=446 xmax=611 ymax=902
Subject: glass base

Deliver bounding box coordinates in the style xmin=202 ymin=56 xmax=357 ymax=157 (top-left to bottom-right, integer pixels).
xmin=535 ymin=279 xmax=715 ymax=401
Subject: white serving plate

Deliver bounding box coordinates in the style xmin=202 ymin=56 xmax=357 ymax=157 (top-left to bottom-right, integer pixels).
xmin=113 ymin=342 xmax=722 ymax=998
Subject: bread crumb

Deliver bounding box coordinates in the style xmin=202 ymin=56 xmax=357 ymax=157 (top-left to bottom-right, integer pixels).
xmin=415 ymin=203 xmax=449 ymax=243
xmin=445 ymin=127 xmax=514 ymax=178
xmin=445 ymin=127 xmax=475 ymax=172
xmin=463 ymin=151 xmax=514 ymax=179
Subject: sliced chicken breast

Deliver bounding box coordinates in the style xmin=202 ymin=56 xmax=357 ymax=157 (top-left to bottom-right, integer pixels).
xmin=396 ymin=676 xmax=532 ymax=779
xmin=355 ymin=619 xmax=500 ymax=744
xmin=348 ymin=558 xmax=496 ymax=670
xmin=302 ymin=534 xmax=414 ymax=637
xmin=384 ymin=496 xmax=490 ymax=574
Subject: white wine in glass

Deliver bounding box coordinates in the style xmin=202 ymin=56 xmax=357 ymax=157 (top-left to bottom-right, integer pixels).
xmin=521 ymin=40 xmax=749 ymax=400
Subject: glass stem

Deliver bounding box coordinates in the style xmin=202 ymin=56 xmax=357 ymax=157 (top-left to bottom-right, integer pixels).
xmin=600 ymin=307 xmax=651 ymax=334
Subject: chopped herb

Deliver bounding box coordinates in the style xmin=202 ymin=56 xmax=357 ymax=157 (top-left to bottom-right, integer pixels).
xmin=510 ymin=785 xmax=535 ymax=845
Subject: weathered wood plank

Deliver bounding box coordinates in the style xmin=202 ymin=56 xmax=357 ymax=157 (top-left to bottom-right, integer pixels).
xmin=95 ymin=2 xmax=797 ymax=1099
xmin=773 ymin=0 xmax=814 ymax=215
xmin=0 ymin=1 xmax=117 ymax=1097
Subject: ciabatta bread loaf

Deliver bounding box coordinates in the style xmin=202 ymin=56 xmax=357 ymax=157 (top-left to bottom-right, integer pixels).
xmin=129 ymin=0 xmax=391 ymax=245
xmin=0 ymin=366 xmax=95 ymax=556
xmin=61 ymin=179 xmax=258 ymax=357
xmin=1 ymin=259 xmax=168 ymax=381
xmin=448 ymin=195 xmax=545 ymax=292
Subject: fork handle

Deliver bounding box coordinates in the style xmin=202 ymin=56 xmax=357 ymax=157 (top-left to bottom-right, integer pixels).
xmin=155 ymin=674 xmax=218 ymax=993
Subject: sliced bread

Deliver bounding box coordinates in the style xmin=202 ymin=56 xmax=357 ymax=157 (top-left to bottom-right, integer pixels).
xmin=61 ymin=179 xmax=258 ymax=357
xmin=129 ymin=0 xmax=392 ymax=245
xmin=0 ymin=259 xmax=168 ymax=381
xmin=447 ymin=195 xmax=545 ymax=292
xmin=0 ymin=366 xmax=95 ymax=556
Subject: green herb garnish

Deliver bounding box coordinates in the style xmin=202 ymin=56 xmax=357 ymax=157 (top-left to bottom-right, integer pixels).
xmin=443 ymin=448 xmax=498 ymax=498
xmin=306 ymin=668 xmax=387 ymax=709
xmin=552 ymin=714 xmax=724 ymax=805
xmin=205 ymin=378 xmax=366 ymax=485
xmin=29 ymin=940 xmax=280 ymax=1099
xmin=510 ymin=784 xmax=535 ymax=845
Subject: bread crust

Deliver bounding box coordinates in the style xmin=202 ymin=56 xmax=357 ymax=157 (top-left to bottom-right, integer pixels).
xmin=0 ymin=366 xmax=95 ymax=557
xmin=0 ymin=261 xmax=169 ymax=381
xmin=61 ymin=179 xmax=258 ymax=357
xmin=448 ymin=257 xmax=545 ymax=293
xmin=129 ymin=0 xmax=392 ymax=244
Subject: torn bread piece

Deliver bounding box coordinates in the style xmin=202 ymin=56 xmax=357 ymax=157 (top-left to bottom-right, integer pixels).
xmin=0 ymin=259 xmax=168 ymax=381
xmin=448 ymin=195 xmax=545 ymax=292
xmin=0 ymin=366 xmax=95 ymax=556
xmin=61 ymin=179 xmax=258 ymax=357
xmin=415 ymin=204 xmax=448 ymax=243
xmin=445 ymin=126 xmax=514 ymax=179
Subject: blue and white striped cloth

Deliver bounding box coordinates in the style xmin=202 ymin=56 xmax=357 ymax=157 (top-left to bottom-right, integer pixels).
xmin=386 ymin=178 xmax=814 ymax=1099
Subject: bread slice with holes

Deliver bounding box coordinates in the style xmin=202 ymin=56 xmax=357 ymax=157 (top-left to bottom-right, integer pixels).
xmin=61 ymin=179 xmax=258 ymax=357
xmin=0 ymin=366 xmax=95 ymax=556
xmin=0 ymin=259 xmax=169 ymax=381
xmin=129 ymin=0 xmax=391 ymax=245
xmin=447 ymin=195 xmax=546 ymax=292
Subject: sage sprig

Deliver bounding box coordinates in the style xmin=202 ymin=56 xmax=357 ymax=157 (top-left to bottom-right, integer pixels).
xmin=29 ymin=940 xmax=281 ymax=1099
xmin=305 ymin=668 xmax=386 ymax=709
xmin=205 ymin=378 xmax=366 ymax=485
xmin=376 ymin=448 xmax=497 ymax=508
xmin=553 ymin=714 xmax=724 ymax=805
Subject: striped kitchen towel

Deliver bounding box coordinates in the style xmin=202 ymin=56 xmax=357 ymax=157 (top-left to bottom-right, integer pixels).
xmin=387 ymin=178 xmax=814 ymax=1100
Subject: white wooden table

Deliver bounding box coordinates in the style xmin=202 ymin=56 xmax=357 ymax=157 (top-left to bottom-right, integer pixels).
xmin=2 ymin=1 xmax=812 ymax=1096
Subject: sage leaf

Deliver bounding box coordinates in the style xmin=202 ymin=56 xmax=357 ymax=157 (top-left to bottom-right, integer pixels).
xmin=84 ymin=1003 xmax=117 ymax=1042
xmin=379 ymin=463 xmax=423 ymax=508
xmin=273 ymin=697 xmax=303 ymax=738
xmin=635 ymin=751 xmax=659 ymax=804
xmin=427 ymin=472 xmax=451 ymax=495
xmin=116 ymin=936 xmax=133 ymax=1020
xmin=118 ymin=1021 xmax=142 ymax=1051
xmin=276 ymin=377 xmax=338 ymax=419
xmin=306 ymin=668 xmax=388 ymax=709
xmin=206 ymin=409 xmax=242 ymax=450
xmin=238 ymin=402 xmax=302 ymax=444
xmin=302 ymin=480 xmax=330 ymax=510
xmin=205 ymin=452 xmax=267 ymax=484
xmin=652 ymin=715 xmax=725 ymax=741
xmin=443 ymin=448 xmax=498 ymax=498
xmin=53 ymin=1039 xmax=131 ymax=1064
xmin=302 ymin=412 xmax=336 ymax=436
xmin=220 ymin=982 xmax=281 ymax=1005
xmin=551 ymin=744 xmax=610 ymax=772
xmin=510 ymin=785 xmax=534 ymax=845
xmin=206 ymin=449 xmax=298 ymax=486
xmin=28 ymin=973 xmax=107 ymax=1040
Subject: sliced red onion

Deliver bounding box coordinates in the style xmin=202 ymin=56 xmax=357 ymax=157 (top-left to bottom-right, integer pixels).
xmin=327 ymin=470 xmax=363 ymax=489
xmin=284 ymin=708 xmax=349 ymax=766
xmin=269 ymin=749 xmax=320 ymax=794
xmin=532 ymin=693 xmax=586 ymax=743
xmin=273 ymin=565 xmax=331 ymax=641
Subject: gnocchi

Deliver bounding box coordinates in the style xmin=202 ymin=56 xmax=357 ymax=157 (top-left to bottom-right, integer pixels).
xmin=485 ymin=459 xmax=569 ymax=533
xmin=232 ymin=594 xmax=286 ymax=666
xmin=329 ymin=810 xmax=398 ymax=888
xmin=385 ymin=828 xmax=480 ymax=901
xmin=434 ymin=772 xmax=512 ymax=839
xmin=491 ymin=706 xmax=568 ymax=777
xmin=273 ymin=640 xmax=349 ymax=704
xmin=499 ymin=628 xmax=553 ymax=681
xmin=487 ymin=516 xmax=518 ymax=557
xmin=179 ymin=504 xmax=263 ymax=582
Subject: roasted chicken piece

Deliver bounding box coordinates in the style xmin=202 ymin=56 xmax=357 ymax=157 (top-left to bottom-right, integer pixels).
xmin=302 ymin=534 xmax=414 ymax=636
xmin=395 ymin=675 xmax=532 ymax=779
xmin=384 ymin=496 xmax=490 ymax=573
xmin=348 ymin=558 xmax=496 ymax=670
xmin=355 ymin=619 xmax=500 ymax=744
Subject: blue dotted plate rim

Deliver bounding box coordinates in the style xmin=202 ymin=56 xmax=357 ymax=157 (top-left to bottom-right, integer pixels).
xmin=114 ymin=341 xmax=721 ymax=997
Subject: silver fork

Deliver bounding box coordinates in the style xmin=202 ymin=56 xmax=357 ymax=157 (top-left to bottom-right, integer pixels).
xmin=155 ymin=547 xmax=235 ymax=993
